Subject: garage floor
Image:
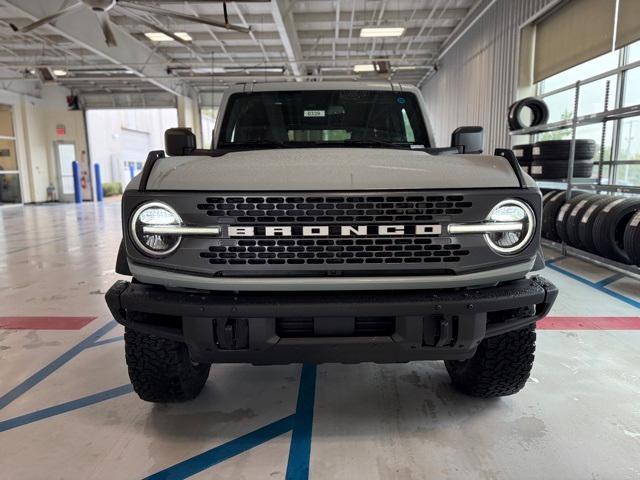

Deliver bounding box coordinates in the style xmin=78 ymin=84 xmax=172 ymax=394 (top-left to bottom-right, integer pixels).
xmin=1 ymin=202 xmax=640 ymax=480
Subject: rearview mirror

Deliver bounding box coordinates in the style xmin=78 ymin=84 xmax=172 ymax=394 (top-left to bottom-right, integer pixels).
xmin=165 ymin=127 xmax=196 ymax=156
xmin=451 ymin=126 xmax=483 ymax=154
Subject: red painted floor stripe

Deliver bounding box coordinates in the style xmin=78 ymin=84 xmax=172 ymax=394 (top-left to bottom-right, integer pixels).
xmin=0 ymin=317 xmax=96 ymax=330
xmin=539 ymin=317 xmax=640 ymax=330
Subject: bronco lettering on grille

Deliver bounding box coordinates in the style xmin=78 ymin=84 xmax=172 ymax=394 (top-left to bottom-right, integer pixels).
xmin=228 ymin=225 xmax=442 ymax=237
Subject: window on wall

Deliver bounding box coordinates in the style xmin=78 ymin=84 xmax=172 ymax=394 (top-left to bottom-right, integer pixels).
xmin=533 ymin=39 xmax=640 ymax=187
xmin=0 ymin=104 xmax=22 ymax=204
xmin=201 ymin=107 xmax=218 ymax=149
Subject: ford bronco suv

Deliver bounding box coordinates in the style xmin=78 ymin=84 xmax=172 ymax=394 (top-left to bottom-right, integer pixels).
xmin=106 ymin=82 xmax=557 ymax=403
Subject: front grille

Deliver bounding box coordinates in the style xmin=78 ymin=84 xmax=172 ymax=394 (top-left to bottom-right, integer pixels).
xmin=200 ymin=238 xmax=470 ymax=266
xmin=197 ymin=194 xmax=472 ymax=224
xmin=276 ymin=317 xmax=395 ymax=337
xmin=197 ymin=193 xmax=473 ymax=267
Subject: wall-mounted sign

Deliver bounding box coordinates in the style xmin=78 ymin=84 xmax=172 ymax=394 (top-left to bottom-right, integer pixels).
xmin=56 ymin=124 xmax=66 ymax=136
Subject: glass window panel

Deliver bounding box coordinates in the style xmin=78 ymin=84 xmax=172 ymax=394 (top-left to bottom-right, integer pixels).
xmin=628 ymin=39 xmax=640 ymax=63
xmin=623 ymin=67 xmax=640 ymax=107
xmin=0 ymin=173 xmax=21 ymax=204
xmin=0 ymin=105 xmax=14 ymax=137
xmin=615 ymin=164 xmax=640 ymax=186
xmin=539 ymin=90 xmax=575 ymax=123
xmin=578 ymin=75 xmax=617 ymax=115
xmin=540 ymin=51 xmax=619 ymax=93
xmin=618 ymin=117 xmax=640 ymax=161
xmin=0 ymin=139 xmax=17 ymax=171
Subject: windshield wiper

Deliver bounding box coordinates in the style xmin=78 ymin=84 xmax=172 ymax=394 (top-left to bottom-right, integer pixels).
xmin=342 ymin=139 xmax=414 ymax=149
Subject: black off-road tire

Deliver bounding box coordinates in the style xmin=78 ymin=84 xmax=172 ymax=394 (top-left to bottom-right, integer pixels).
xmin=532 ymin=139 xmax=596 ymax=161
xmin=623 ymin=212 xmax=640 ymax=266
xmin=555 ymin=194 xmax=596 ymax=244
xmin=445 ymin=325 xmax=536 ymax=398
xmin=542 ymin=190 xmax=586 ymax=241
xmin=592 ymin=198 xmax=640 ymax=263
xmin=577 ymin=196 xmax=619 ymax=254
xmin=513 ymin=144 xmax=533 ymax=173
xmin=125 ymin=328 xmax=211 ymax=403
xmin=565 ymin=194 xmax=604 ymax=248
xmin=530 ymin=159 xmax=594 ymax=179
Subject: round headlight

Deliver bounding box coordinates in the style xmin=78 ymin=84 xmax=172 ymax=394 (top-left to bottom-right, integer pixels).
xmin=484 ymin=199 xmax=535 ymax=254
xmin=130 ymin=202 xmax=182 ymax=257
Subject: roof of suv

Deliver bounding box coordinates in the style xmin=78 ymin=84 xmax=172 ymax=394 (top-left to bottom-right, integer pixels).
xmin=223 ymin=81 xmax=420 ymax=95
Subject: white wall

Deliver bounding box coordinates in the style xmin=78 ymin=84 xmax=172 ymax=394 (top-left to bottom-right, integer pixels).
xmin=0 ymin=84 xmax=88 ymax=203
xmin=420 ymin=0 xmax=557 ymax=152
xmin=86 ymin=108 xmax=178 ymax=186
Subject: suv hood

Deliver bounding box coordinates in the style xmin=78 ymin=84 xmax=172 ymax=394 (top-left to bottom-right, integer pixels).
xmin=143 ymin=147 xmax=521 ymax=191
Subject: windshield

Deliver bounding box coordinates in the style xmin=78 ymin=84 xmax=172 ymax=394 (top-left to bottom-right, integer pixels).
xmin=218 ymin=90 xmax=430 ymax=150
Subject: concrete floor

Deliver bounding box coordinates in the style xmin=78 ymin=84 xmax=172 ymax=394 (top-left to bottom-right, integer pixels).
xmin=1 ymin=201 xmax=640 ymax=480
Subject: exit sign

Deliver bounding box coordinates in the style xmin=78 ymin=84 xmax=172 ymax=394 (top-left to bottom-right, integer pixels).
xmin=56 ymin=124 xmax=66 ymax=136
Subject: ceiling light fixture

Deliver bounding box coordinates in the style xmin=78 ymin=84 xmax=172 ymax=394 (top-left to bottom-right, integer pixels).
xmin=360 ymin=27 xmax=405 ymax=38
xmin=353 ymin=64 xmax=375 ymax=72
xmin=53 ymin=69 xmax=67 ymax=76
xmin=145 ymin=32 xmax=192 ymax=42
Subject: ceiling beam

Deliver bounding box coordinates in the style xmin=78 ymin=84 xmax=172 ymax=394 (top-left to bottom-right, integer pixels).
xmin=4 ymin=0 xmax=189 ymax=97
xmin=271 ymin=0 xmax=303 ymax=80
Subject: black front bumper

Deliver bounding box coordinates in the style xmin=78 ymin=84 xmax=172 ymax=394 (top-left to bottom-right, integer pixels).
xmin=106 ymin=277 xmax=557 ymax=364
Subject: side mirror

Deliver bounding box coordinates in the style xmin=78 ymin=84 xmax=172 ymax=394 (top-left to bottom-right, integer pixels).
xmin=451 ymin=126 xmax=483 ymax=154
xmin=165 ymin=127 xmax=196 ymax=156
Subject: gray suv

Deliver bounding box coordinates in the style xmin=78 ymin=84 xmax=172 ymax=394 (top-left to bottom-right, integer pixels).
xmin=106 ymin=82 xmax=557 ymax=403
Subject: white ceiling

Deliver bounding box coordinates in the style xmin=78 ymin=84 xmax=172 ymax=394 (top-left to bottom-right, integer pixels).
xmin=0 ymin=0 xmax=482 ymax=104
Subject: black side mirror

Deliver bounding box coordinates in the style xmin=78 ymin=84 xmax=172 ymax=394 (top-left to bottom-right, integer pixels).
xmin=165 ymin=127 xmax=196 ymax=156
xmin=451 ymin=126 xmax=483 ymax=154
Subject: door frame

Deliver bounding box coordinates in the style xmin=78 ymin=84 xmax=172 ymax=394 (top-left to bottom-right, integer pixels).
xmin=53 ymin=140 xmax=77 ymax=202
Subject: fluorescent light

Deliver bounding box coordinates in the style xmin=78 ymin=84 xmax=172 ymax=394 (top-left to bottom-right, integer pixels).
xmin=53 ymin=69 xmax=67 ymax=76
xmin=192 ymin=67 xmax=226 ymax=74
xmin=394 ymin=66 xmax=417 ymax=71
xmin=360 ymin=27 xmax=405 ymax=38
xmin=246 ymin=67 xmax=284 ymax=73
xmin=145 ymin=32 xmax=192 ymax=42
xmin=353 ymin=64 xmax=375 ymax=73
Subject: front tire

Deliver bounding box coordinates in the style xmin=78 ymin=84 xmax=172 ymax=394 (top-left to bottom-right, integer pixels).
xmin=445 ymin=324 xmax=536 ymax=398
xmin=124 ymin=328 xmax=210 ymax=403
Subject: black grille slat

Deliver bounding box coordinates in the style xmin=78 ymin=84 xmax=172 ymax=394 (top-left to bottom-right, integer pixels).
xmin=197 ymin=194 xmax=473 ymax=267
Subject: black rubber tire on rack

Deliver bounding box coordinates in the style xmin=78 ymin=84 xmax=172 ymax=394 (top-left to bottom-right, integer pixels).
xmin=125 ymin=327 xmax=210 ymax=403
xmin=445 ymin=324 xmax=536 ymax=398
xmin=577 ymin=196 xmax=620 ymax=254
xmin=591 ymin=198 xmax=640 ymax=263
xmin=513 ymin=144 xmax=534 ymax=173
xmin=565 ymin=194 xmax=606 ymax=248
xmin=623 ymin=211 xmax=640 ymax=266
xmin=508 ymin=97 xmax=549 ymax=131
xmin=542 ymin=189 xmax=561 ymax=204
xmin=530 ymin=159 xmax=594 ymax=179
xmin=532 ymin=139 xmax=596 ymax=161
xmin=555 ymin=194 xmax=597 ymax=245
xmin=542 ymin=190 xmax=586 ymax=241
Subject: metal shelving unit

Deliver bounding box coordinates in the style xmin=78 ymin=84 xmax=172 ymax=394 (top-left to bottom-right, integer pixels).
xmin=509 ymin=58 xmax=640 ymax=277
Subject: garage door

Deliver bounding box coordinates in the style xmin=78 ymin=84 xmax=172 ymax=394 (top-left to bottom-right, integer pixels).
xmin=121 ymin=129 xmax=150 ymax=182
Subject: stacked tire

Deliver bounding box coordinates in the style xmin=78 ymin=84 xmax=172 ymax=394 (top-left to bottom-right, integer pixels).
xmin=530 ymin=140 xmax=596 ymax=180
xmin=513 ymin=144 xmax=534 ymax=174
xmin=542 ymin=190 xmax=640 ymax=265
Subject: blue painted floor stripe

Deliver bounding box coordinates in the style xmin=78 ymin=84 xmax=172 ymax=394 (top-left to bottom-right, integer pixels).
xmin=0 ymin=320 xmax=117 ymax=410
xmin=0 ymin=384 xmax=133 ymax=433
xmin=595 ymin=273 xmax=625 ymax=287
xmin=89 ymin=336 xmax=124 ymax=348
xmin=286 ymin=364 xmax=318 ymax=480
xmin=546 ymin=262 xmax=640 ymax=310
xmin=145 ymin=415 xmax=295 ymax=480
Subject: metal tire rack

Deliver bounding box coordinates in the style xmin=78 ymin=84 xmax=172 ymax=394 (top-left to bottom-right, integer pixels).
xmin=509 ymin=57 xmax=640 ymax=278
